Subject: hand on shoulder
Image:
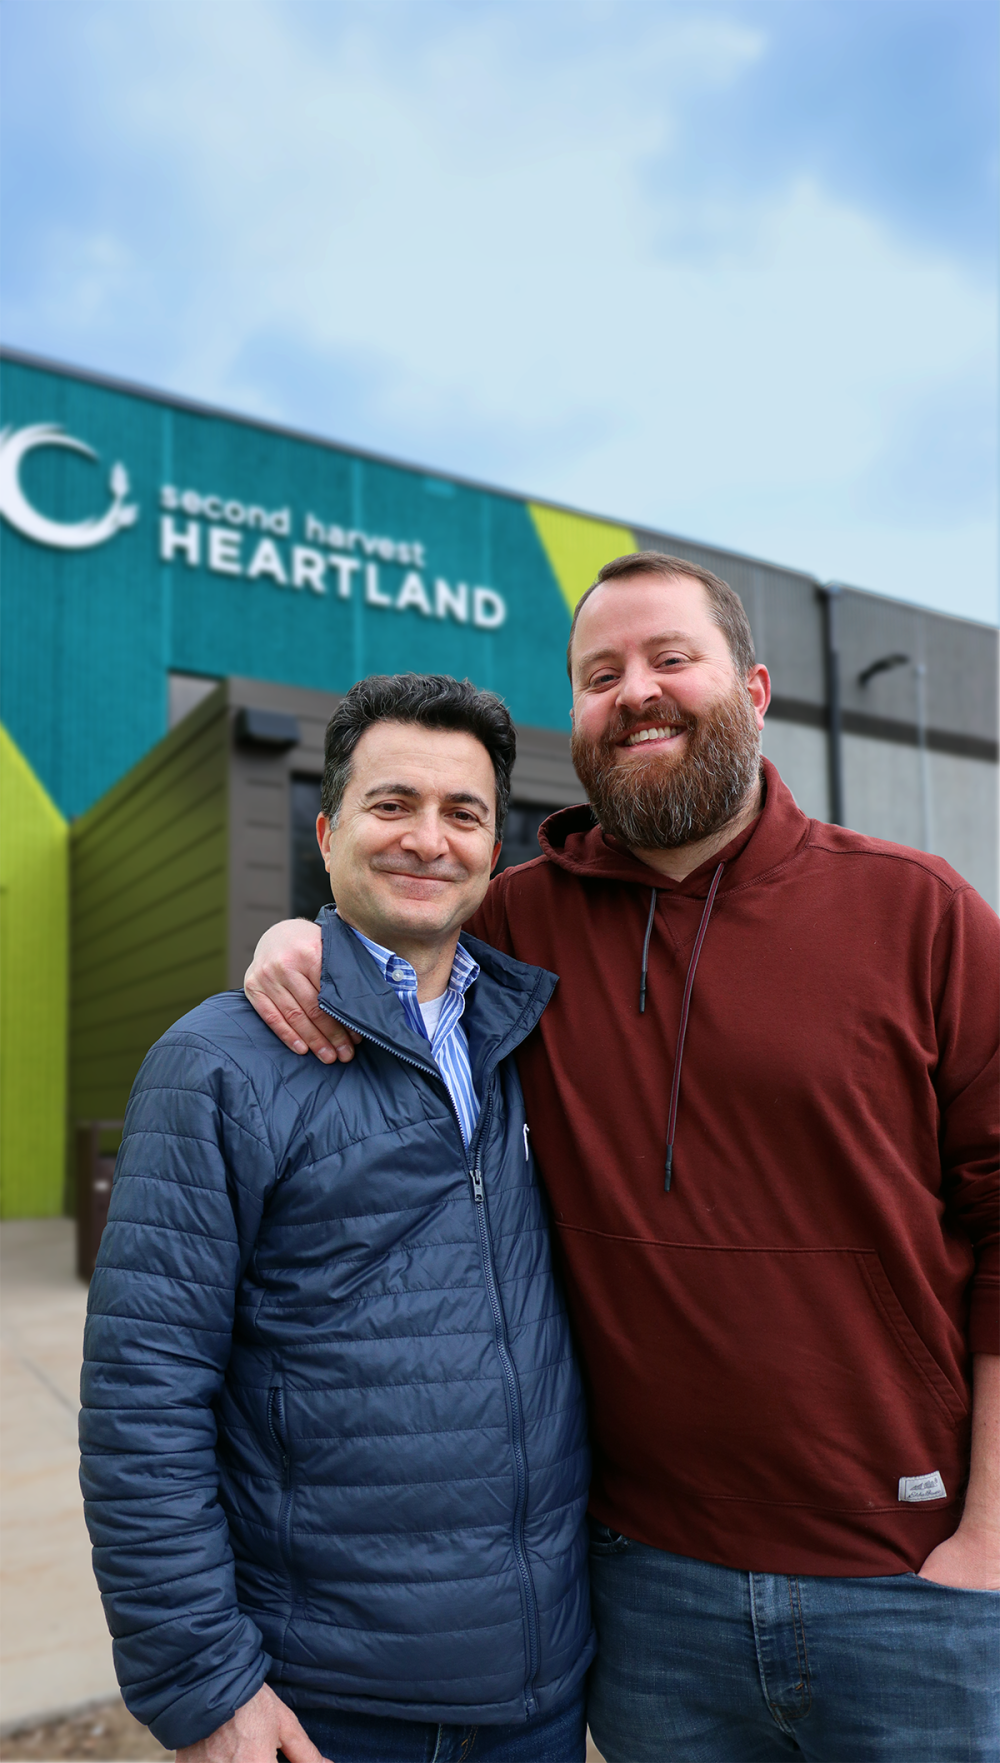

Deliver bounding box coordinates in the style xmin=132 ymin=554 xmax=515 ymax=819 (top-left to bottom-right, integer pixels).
xmin=244 ymin=918 xmax=358 ymax=1064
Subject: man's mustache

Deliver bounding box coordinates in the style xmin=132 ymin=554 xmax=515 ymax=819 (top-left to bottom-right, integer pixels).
xmin=601 ymin=701 xmax=697 ymax=748
xmin=369 ymin=854 xmax=470 ymax=882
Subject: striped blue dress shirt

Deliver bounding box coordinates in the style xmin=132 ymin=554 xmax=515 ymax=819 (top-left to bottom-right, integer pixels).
xmin=344 ymin=920 xmax=481 ymax=1149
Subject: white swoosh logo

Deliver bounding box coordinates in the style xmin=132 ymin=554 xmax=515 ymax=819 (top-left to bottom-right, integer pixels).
xmin=0 ymin=423 xmax=139 ymax=549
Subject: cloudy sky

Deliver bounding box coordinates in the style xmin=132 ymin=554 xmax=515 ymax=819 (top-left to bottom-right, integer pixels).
xmin=2 ymin=0 xmax=996 ymax=621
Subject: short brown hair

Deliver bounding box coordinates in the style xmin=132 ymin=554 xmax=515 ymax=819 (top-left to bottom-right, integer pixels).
xmin=567 ymin=551 xmax=756 ymax=679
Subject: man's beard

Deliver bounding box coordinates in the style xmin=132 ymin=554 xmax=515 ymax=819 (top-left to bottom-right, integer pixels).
xmin=571 ymin=683 xmax=762 ymax=851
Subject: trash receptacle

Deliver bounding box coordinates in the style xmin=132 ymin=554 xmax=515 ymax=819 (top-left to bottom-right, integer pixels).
xmin=75 ymin=1121 xmax=123 ymax=1281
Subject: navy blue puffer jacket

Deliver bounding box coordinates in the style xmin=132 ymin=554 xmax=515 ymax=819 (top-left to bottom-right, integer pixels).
xmin=80 ymin=913 xmax=593 ymax=1749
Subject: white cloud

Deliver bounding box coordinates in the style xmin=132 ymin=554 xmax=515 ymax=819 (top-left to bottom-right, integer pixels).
xmin=3 ymin=0 xmax=995 ymax=620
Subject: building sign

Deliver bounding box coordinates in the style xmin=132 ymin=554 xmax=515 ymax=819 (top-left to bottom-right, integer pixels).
xmin=158 ymin=484 xmax=506 ymax=628
xmin=0 ymin=353 xmax=597 ymax=818
xmin=0 ymin=423 xmax=138 ymax=550
xmin=0 ymin=422 xmax=506 ymax=628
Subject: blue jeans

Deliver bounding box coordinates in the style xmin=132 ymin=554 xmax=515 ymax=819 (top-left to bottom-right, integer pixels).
xmin=587 ymin=1522 xmax=1000 ymax=1762
xmin=292 ymin=1691 xmax=587 ymax=1761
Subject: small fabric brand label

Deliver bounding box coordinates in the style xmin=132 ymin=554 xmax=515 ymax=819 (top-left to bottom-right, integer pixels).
xmin=898 ymin=1471 xmax=947 ymax=1503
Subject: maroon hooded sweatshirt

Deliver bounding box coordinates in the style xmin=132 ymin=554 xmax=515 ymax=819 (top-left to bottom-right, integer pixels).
xmin=467 ymin=759 xmax=999 ymax=1577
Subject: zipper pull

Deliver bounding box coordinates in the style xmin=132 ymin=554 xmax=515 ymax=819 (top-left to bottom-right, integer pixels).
xmin=522 ymin=1123 xmax=530 ymax=1163
xmin=470 ymin=1165 xmax=485 ymax=1203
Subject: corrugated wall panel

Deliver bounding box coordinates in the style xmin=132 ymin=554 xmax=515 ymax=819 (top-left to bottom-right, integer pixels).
xmin=70 ymin=696 xmax=229 ymax=1125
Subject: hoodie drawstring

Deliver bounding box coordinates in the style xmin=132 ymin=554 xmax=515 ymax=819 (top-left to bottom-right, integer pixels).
xmin=640 ymin=863 xmax=725 ymax=1193
xmin=638 ymin=889 xmax=658 ymax=1014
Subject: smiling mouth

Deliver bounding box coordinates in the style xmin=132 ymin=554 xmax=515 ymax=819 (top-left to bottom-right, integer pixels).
xmin=384 ymin=871 xmax=452 ymax=885
xmin=619 ymin=724 xmax=688 ymax=750
xmin=375 ymin=868 xmax=463 ymax=892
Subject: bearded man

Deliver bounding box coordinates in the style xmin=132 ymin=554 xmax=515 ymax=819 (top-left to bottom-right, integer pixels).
xmin=246 ymin=553 xmax=999 ymax=1763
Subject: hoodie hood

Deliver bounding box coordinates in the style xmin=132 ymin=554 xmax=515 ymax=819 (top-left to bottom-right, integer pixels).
xmin=536 ymin=757 xmax=812 ymax=898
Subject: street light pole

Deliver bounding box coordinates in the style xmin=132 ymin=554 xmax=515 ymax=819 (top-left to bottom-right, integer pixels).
xmin=857 ymin=651 xmax=934 ymax=853
xmin=914 ymin=662 xmax=933 ymax=853
xmin=819 ymin=584 xmax=845 ymax=826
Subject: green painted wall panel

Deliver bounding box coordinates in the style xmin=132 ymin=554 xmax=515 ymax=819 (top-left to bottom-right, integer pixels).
xmin=73 ymin=883 xmax=227 ymax=993
xmin=71 ymin=714 xmax=228 ymax=877
xmin=73 ymin=822 xmax=227 ymax=945
xmin=72 ymin=973 xmax=228 ymax=1054
xmin=70 ymin=706 xmax=229 ymax=1125
xmin=0 ymin=726 xmax=68 ymax=1217
xmin=72 ymin=757 xmax=227 ymax=885
xmin=71 ymin=916 xmax=229 ymax=1027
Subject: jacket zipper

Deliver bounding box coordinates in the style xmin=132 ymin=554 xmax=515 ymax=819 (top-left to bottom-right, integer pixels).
xmin=320 ymin=1005 xmax=542 ymax=1714
xmin=267 ymin=1386 xmax=294 ymax=1572
xmin=468 ymin=1091 xmax=541 ymax=1715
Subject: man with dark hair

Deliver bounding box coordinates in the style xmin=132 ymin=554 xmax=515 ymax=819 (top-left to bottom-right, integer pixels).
xmin=80 ymin=674 xmax=594 ymax=1763
xmin=247 ymin=560 xmax=999 ymax=1762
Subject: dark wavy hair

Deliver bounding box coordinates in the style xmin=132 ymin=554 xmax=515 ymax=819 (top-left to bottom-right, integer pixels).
xmin=321 ymin=673 xmax=516 ymax=837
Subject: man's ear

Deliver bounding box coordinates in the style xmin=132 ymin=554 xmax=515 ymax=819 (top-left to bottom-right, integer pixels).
xmin=316 ymin=812 xmax=334 ymax=873
xmin=491 ymin=838 xmax=502 ymax=874
xmin=747 ymin=665 xmax=771 ymax=732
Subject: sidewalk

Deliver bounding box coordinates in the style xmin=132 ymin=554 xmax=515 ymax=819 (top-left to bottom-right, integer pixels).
xmin=0 ymin=1219 xmax=119 ymax=1729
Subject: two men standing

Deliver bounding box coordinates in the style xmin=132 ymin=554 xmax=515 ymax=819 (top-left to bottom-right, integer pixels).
xmin=84 ymin=553 xmax=998 ymax=1761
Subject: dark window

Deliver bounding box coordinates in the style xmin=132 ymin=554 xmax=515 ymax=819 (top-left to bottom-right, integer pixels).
xmin=291 ymin=776 xmax=331 ymax=922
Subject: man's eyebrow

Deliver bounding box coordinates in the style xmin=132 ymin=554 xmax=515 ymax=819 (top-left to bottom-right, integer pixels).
xmin=576 ymin=631 xmax=692 ymax=671
xmin=362 ymin=781 xmax=421 ymax=801
xmin=362 ymin=782 xmax=492 ymax=816
xmin=445 ymin=790 xmax=492 ymax=816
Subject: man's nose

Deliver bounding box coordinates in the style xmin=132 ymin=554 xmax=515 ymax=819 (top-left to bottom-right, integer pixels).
xmin=615 ymin=661 xmax=664 ymax=714
xmin=399 ymin=811 xmax=451 ymax=857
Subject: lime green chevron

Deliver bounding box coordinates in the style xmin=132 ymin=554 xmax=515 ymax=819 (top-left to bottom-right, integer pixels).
xmin=528 ymin=503 xmax=635 ymax=618
xmin=1 ymin=725 xmax=68 ymax=1216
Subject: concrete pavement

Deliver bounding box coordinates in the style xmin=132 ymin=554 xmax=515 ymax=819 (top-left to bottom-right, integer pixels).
xmin=0 ymin=1219 xmax=118 ymax=1730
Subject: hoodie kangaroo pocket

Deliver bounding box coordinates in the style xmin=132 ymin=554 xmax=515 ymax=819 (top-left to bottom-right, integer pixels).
xmin=565 ymin=1235 xmax=970 ymax=1515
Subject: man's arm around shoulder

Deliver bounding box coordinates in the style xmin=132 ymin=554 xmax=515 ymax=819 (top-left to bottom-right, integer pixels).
xmin=242 ymin=869 xmax=516 ymax=1063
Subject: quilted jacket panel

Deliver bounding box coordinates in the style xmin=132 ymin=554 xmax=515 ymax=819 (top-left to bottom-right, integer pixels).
xmin=80 ymin=915 xmax=594 ymax=1748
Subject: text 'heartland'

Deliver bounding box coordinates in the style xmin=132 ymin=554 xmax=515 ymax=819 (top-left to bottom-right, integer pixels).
xmin=159 ymin=485 xmax=507 ymax=629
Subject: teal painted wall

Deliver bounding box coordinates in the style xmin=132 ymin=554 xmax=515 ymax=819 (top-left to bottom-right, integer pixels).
xmin=1 ymin=356 xmax=592 ymax=819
